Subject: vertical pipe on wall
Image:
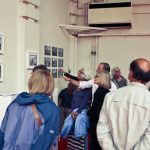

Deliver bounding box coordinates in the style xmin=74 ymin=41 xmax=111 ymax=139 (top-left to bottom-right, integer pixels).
xmin=95 ymin=36 xmax=99 ymax=65
xmin=69 ymin=0 xmax=78 ymax=25
xmin=91 ymin=37 xmax=96 ymax=76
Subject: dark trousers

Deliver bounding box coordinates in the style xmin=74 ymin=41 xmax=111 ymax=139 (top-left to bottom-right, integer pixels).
xmin=89 ymin=122 xmax=102 ymax=150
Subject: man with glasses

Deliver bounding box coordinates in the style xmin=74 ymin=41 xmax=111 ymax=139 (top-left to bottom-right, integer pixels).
xmin=63 ymin=62 xmax=117 ymax=99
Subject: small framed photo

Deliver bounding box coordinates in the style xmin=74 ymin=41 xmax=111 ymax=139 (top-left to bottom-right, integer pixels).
xmin=44 ymin=57 xmax=51 ymax=67
xmin=58 ymin=58 xmax=63 ymax=67
xmin=58 ymin=69 xmax=63 ymax=78
xmin=44 ymin=45 xmax=51 ymax=55
xmin=58 ymin=48 xmax=63 ymax=57
xmin=52 ymin=47 xmax=57 ymax=56
xmin=52 ymin=69 xmax=57 ymax=78
xmin=26 ymin=51 xmax=39 ymax=69
xmin=0 ymin=63 xmax=4 ymax=82
xmin=48 ymin=68 xmax=51 ymax=73
xmin=0 ymin=34 xmax=4 ymax=54
xmin=52 ymin=58 xmax=57 ymax=67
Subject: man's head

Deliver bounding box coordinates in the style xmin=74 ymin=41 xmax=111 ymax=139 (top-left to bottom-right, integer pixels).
xmin=128 ymin=58 xmax=150 ymax=84
xmin=32 ymin=64 xmax=48 ymax=73
xmin=96 ymin=62 xmax=110 ymax=73
xmin=111 ymin=67 xmax=121 ymax=79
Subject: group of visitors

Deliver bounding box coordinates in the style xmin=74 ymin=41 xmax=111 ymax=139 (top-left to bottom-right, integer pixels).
xmin=0 ymin=58 xmax=149 ymax=150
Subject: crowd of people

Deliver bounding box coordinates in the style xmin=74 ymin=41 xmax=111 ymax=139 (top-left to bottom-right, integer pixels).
xmin=0 ymin=58 xmax=150 ymax=150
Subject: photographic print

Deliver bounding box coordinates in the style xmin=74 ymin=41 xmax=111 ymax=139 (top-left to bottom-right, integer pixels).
xmin=44 ymin=57 xmax=51 ymax=67
xmin=58 ymin=58 xmax=63 ymax=67
xmin=58 ymin=48 xmax=63 ymax=57
xmin=48 ymin=68 xmax=51 ymax=73
xmin=52 ymin=69 xmax=57 ymax=78
xmin=44 ymin=45 xmax=51 ymax=55
xmin=0 ymin=63 xmax=4 ymax=82
xmin=52 ymin=47 xmax=57 ymax=56
xmin=0 ymin=34 xmax=4 ymax=54
xmin=58 ymin=69 xmax=63 ymax=78
xmin=52 ymin=58 xmax=57 ymax=67
xmin=26 ymin=51 xmax=39 ymax=69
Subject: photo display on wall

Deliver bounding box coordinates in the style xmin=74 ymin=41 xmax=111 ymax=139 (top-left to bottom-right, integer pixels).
xmin=44 ymin=45 xmax=51 ymax=55
xmin=52 ymin=47 xmax=57 ymax=56
xmin=52 ymin=69 xmax=57 ymax=78
xmin=44 ymin=45 xmax=64 ymax=78
xmin=44 ymin=57 xmax=51 ymax=67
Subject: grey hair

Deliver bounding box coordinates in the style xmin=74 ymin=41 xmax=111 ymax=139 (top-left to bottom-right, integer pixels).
xmin=111 ymin=67 xmax=120 ymax=77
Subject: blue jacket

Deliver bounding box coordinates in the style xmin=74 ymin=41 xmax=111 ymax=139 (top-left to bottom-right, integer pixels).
xmin=0 ymin=92 xmax=60 ymax=150
xmin=61 ymin=108 xmax=89 ymax=138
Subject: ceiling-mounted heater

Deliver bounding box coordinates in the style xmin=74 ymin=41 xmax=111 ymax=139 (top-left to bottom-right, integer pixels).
xmin=88 ymin=1 xmax=132 ymax=28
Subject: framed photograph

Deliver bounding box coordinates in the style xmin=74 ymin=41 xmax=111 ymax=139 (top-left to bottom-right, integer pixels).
xmin=44 ymin=45 xmax=51 ymax=55
xmin=52 ymin=69 xmax=57 ymax=78
xmin=58 ymin=58 xmax=63 ymax=67
xmin=0 ymin=63 xmax=4 ymax=82
xmin=26 ymin=51 xmax=39 ymax=69
xmin=58 ymin=48 xmax=63 ymax=57
xmin=58 ymin=69 xmax=63 ymax=78
xmin=0 ymin=34 xmax=4 ymax=54
xmin=48 ymin=68 xmax=51 ymax=73
xmin=52 ymin=47 xmax=57 ymax=56
xmin=44 ymin=57 xmax=51 ymax=67
xmin=52 ymin=58 xmax=57 ymax=67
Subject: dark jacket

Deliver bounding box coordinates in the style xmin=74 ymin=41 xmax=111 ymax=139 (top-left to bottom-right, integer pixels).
xmin=87 ymin=87 xmax=110 ymax=126
xmin=0 ymin=92 xmax=59 ymax=150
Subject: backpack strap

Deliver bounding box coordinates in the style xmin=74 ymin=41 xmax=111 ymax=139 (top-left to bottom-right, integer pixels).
xmin=31 ymin=104 xmax=42 ymax=127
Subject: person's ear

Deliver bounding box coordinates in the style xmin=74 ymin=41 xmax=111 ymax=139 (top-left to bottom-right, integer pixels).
xmin=128 ymin=70 xmax=133 ymax=81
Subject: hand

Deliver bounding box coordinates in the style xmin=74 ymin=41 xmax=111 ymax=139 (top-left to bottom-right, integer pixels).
xmin=71 ymin=112 xmax=78 ymax=119
xmin=63 ymin=76 xmax=71 ymax=81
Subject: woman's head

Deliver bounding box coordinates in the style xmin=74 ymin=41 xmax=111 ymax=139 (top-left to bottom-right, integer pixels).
xmin=28 ymin=70 xmax=54 ymax=95
xmin=94 ymin=71 xmax=111 ymax=89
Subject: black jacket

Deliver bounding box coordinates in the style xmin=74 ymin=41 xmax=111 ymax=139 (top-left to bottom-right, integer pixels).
xmin=87 ymin=86 xmax=110 ymax=126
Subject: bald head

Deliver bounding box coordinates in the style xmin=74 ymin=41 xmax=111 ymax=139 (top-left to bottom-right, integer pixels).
xmin=130 ymin=58 xmax=150 ymax=83
xmin=137 ymin=58 xmax=150 ymax=72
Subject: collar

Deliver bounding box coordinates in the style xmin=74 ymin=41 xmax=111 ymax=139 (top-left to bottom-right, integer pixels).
xmin=130 ymin=82 xmax=148 ymax=90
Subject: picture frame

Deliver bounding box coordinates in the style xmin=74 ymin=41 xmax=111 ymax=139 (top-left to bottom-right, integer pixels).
xmin=52 ymin=69 xmax=57 ymax=78
xmin=44 ymin=57 xmax=51 ymax=67
xmin=0 ymin=63 xmax=4 ymax=82
xmin=26 ymin=51 xmax=39 ymax=69
xmin=58 ymin=69 xmax=63 ymax=78
xmin=58 ymin=58 xmax=63 ymax=67
xmin=0 ymin=34 xmax=4 ymax=54
xmin=44 ymin=45 xmax=51 ymax=55
xmin=52 ymin=47 xmax=57 ymax=56
xmin=52 ymin=58 xmax=57 ymax=67
xmin=58 ymin=48 xmax=63 ymax=57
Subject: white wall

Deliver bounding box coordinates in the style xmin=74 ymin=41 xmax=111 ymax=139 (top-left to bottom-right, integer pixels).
xmin=75 ymin=1 xmax=150 ymax=80
xmin=0 ymin=0 xmax=69 ymax=100
xmin=39 ymin=0 xmax=69 ymax=103
xmin=0 ymin=0 xmax=18 ymax=93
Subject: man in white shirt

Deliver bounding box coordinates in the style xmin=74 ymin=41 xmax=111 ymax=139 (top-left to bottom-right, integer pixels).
xmin=97 ymin=58 xmax=150 ymax=150
xmin=63 ymin=62 xmax=117 ymax=99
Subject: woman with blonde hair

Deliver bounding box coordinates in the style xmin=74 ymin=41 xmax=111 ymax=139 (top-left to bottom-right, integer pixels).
xmin=87 ymin=71 xmax=111 ymax=150
xmin=0 ymin=70 xmax=59 ymax=150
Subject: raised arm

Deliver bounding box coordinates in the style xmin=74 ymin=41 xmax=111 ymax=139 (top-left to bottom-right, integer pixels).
xmin=63 ymin=76 xmax=80 ymax=87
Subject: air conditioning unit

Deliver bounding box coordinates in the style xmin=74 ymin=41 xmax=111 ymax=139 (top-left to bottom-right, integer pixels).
xmin=88 ymin=2 xmax=132 ymax=28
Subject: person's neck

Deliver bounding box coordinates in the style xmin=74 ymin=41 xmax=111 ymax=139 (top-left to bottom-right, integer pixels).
xmin=130 ymin=79 xmax=146 ymax=85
